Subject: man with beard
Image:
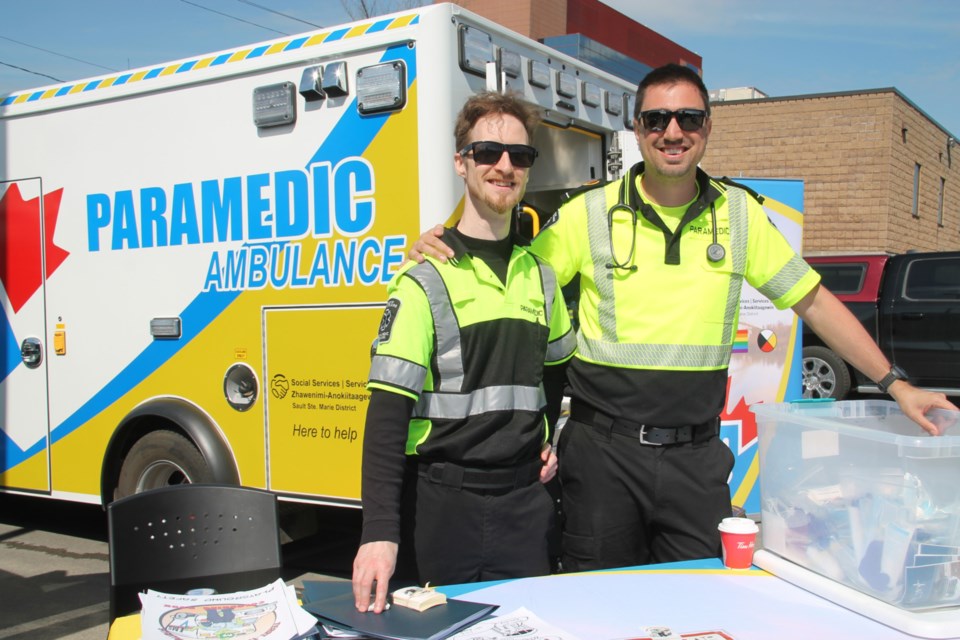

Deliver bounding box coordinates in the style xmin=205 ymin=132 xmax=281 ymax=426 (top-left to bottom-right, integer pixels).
xmin=352 ymin=91 xmax=576 ymax=613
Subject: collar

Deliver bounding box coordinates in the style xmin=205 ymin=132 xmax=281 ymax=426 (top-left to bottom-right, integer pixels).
xmin=442 ymin=215 xmax=529 ymax=261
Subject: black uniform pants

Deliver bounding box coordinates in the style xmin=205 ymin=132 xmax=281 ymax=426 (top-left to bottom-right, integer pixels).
xmin=401 ymin=471 xmax=555 ymax=585
xmin=557 ymin=416 xmax=735 ymax=572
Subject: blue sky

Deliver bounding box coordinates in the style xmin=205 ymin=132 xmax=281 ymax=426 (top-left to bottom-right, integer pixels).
xmin=2 ymin=1 xmax=958 ymax=135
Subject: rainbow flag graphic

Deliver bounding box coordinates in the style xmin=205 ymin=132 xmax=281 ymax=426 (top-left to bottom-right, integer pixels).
xmin=732 ymin=329 xmax=749 ymax=353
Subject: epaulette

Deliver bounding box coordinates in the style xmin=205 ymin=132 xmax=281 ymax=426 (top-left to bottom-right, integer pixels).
xmin=718 ymin=176 xmax=764 ymax=205
xmin=559 ymin=179 xmax=609 ymax=205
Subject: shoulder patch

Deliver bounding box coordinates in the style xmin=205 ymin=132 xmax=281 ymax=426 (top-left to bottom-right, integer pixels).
xmin=378 ymin=298 xmax=401 ymax=343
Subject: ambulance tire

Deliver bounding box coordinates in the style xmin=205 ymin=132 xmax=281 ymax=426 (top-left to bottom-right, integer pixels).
xmin=116 ymin=429 xmax=215 ymax=498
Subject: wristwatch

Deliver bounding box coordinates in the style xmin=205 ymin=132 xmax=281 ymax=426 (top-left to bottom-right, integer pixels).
xmin=877 ymin=365 xmax=908 ymax=393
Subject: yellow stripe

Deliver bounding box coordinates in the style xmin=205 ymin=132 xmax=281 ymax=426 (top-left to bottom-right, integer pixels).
xmin=265 ymin=42 xmax=288 ymax=55
xmin=194 ymin=57 xmax=215 ymax=70
xmin=68 ymin=84 xmax=87 ymax=95
xmin=731 ymin=452 xmax=759 ymax=507
xmin=304 ymin=33 xmax=328 ymax=47
xmin=229 ymin=50 xmax=251 ymax=63
xmin=159 ymin=65 xmax=179 ymax=77
xmin=41 ymin=88 xmax=59 ymax=99
xmin=389 ymin=14 xmax=418 ymax=29
xmin=101 ymin=77 xmax=118 ymax=88
xmin=129 ymin=70 xmax=149 ymax=83
xmin=345 ymin=25 xmax=369 ymax=38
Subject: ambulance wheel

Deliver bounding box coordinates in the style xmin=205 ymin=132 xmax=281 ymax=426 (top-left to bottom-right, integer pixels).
xmin=116 ymin=430 xmax=215 ymax=499
xmin=801 ymin=345 xmax=851 ymax=400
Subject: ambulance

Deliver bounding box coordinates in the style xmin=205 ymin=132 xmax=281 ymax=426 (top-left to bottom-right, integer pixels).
xmin=0 ymin=3 xmax=635 ymax=507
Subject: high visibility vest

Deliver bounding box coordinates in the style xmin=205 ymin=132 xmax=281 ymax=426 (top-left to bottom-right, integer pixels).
xmin=368 ymin=241 xmax=575 ymax=463
xmin=533 ymin=164 xmax=818 ymax=374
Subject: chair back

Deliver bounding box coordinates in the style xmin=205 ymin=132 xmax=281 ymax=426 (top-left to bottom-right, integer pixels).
xmin=107 ymin=483 xmax=282 ymax=621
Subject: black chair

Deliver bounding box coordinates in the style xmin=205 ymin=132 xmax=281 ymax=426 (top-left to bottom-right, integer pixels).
xmin=107 ymin=483 xmax=282 ymax=623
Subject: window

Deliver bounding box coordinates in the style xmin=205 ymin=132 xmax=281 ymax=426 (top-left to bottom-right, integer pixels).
xmin=938 ymin=177 xmax=945 ymax=227
xmin=903 ymin=256 xmax=960 ymax=300
xmin=810 ymin=263 xmax=867 ymax=295
xmin=912 ymin=163 xmax=921 ymax=218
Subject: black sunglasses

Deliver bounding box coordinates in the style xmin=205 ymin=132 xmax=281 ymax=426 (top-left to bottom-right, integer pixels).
xmin=459 ymin=141 xmax=538 ymax=168
xmin=639 ymin=108 xmax=707 ymax=132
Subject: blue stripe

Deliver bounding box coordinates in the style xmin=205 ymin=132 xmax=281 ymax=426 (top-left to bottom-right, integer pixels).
xmin=366 ymin=19 xmax=392 ymax=33
xmin=83 ymin=81 xmax=101 ymax=92
xmin=248 ymin=45 xmax=269 ymax=59
xmin=27 ymin=91 xmax=43 ymax=102
xmin=144 ymin=68 xmax=163 ymax=79
xmin=1 ymin=96 xmax=13 ymax=106
xmin=325 ymin=28 xmax=349 ymax=42
xmin=211 ymin=53 xmax=232 ymax=67
xmin=177 ymin=60 xmax=198 ymax=73
xmin=113 ymin=73 xmax=133 ymax=86
xmin=284 ymin=36 xmax=308 ymax=51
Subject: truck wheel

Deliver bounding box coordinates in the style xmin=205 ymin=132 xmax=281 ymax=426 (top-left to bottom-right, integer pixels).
xmin=116 ymin=430 xmax=215 ymax=499
xmin=802 ymin=346 xmax=851 ymax=400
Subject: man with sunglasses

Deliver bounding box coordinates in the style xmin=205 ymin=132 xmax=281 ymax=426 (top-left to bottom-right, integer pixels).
xmin=411 ymin=65 xmax=956 ymax=572
xmin=352 ymin=91 xmax=576 ymax=613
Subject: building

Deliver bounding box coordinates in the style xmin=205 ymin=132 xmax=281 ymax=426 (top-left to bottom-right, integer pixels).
xmin=703 ymin=89 xmax=960 ymax=254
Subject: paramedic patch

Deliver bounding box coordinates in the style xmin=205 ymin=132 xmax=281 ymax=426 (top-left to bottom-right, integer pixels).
xmin=378 ymin=298 xmax=401 ymax=343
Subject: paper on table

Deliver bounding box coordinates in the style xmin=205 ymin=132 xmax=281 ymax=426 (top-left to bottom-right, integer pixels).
xmin=139 ymin=578 xmax=318 ymax=640
xmin=447 ymin=606 xmax=582 ymax=640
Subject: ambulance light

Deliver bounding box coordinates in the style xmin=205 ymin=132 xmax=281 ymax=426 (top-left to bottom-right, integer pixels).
xmin=498 ymin=49 xmax=521 ymax=78
xmin=604 ymin=90 xmax=622 ymax=116
xmin=528 ymin=61 xmax=550 ymax=89
xmin=458 ymin=25 xmax=493 ymax=76
xmin=150 ymin=317 xmax=182 ymax=339
xmin=299 ymin=65 xmax=325 ymax=102
xmin=582 ymin=82 xmax=601 ymax=108
xmin=624 ymin=93 xmax=636 ymax=129
xmin=356 ymin=61 xmax=406 ymax=114
xmin=556 ymin=71 xmax=576 ymax=99
xmin=322 ymin=61 xmax=349 ymax=97
xmin=253 ymin=82 xmax=296 ymax=128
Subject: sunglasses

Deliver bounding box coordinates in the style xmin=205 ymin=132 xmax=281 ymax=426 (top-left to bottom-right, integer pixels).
xmin=459 ymin=141 xmax=538 ymax=168
xmin=639 ymin=108 xmax=707 ymax=132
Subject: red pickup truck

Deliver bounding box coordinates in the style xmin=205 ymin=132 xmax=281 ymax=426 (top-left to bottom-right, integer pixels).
xmin=802 ymin=251 xmax=960 ymax=399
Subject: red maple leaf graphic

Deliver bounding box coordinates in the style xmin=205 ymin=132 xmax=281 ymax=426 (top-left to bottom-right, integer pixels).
xmin=721 ymin=376 xmax=758 ymax=447
xmin=0 ymin=183 xmax=70 ymax=313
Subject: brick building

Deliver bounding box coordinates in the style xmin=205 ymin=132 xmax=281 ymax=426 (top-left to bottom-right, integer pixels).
xmin=703 ymin=90 xmax=960 ymax=255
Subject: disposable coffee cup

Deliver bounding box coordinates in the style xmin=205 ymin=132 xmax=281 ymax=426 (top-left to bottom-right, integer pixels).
xmin=718 ymin=517 xmax=759 ymax=569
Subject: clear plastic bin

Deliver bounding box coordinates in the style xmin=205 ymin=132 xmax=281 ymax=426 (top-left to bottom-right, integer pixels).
xmin=752 ymin=400 xmax=960 ymax=611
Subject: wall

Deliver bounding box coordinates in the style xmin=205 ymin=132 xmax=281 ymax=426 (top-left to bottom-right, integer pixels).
xmin=702 ymin=90 xmax=960 ymax=254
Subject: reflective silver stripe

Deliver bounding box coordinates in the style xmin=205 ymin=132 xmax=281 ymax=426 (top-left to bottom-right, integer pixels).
xmin=535 ymin=255 xmax=556 ymax=326
xmin=413 ymin=384 xmax=546 ymax=420
xmin=406 ymin=262 xmax=463 ymax=392
xmin=757 ymin=253 xmax=811 ymax=302
xmin=578 ymin=337 xmax=733 ymax=368
xmin=721 ymin=187 xmax=749 ymax=345
xmin=546 ymin=328 xmax=577 ymax=363
xmin=584 ymin=187 xmax=619 ymax=341
xmin=369 ymin=354 xmax=427 ymax=392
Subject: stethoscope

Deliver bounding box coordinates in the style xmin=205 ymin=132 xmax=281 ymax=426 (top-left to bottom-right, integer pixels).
xmin=606 ymin=165 xmax=725 ymax=271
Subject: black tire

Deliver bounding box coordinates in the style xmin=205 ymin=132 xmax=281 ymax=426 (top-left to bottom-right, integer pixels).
xmin=116 ymin=430 xmax=215 ymax=499
xmin=801 ymin=345 xmax=852 ymax=400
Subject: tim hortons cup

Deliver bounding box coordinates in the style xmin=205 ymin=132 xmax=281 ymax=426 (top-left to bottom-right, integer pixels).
xmin=718 ymin=517 xmax=759 ymax=569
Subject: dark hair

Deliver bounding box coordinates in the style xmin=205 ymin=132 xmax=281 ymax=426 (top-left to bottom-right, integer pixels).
xmin=454 ymin=91 xmax=540 ymax=151
xmin=634 ymin=63 xmax=710 ymax=121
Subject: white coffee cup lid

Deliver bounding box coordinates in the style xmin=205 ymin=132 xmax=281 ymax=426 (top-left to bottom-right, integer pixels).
xmin=718 ymin=517 xmax=759 ymax=534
